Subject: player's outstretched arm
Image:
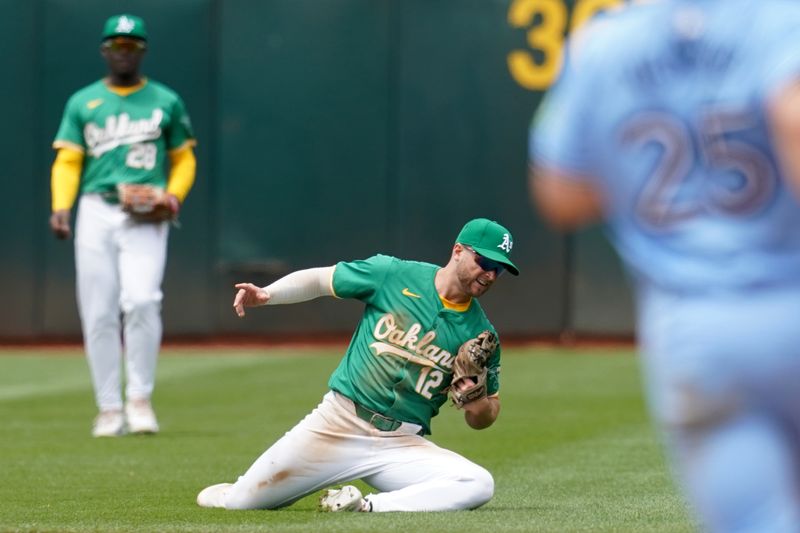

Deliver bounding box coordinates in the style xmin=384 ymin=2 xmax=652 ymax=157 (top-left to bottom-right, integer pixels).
xmin=232 ymin=266 xmax=336 ymax=318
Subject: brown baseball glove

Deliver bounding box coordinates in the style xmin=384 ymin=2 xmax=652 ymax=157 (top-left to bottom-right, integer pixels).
xmin=117 ymin=183 xmax=179 ymax=222
xmin=450 ymin=330 xmax=498 ymax=408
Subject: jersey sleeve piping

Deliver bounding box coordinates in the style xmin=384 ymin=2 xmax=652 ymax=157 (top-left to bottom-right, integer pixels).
xmin=330 ymin=264 xmax=341 ymax=299
xmin=168 ymin=139 xmax=198 ymax=154
xmin=53 ymin=140 xmax=84 ymax=153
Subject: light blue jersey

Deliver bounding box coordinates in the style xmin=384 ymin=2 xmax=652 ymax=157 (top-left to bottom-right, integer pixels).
xmin=533 ymin=0 xmax=800 ymax=292
xmin=532 ymin=2 xmax=800 ymax=531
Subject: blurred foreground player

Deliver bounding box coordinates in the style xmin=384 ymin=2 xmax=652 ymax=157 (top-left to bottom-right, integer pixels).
xmin=531 ymin=1 xmax=800 ymax=531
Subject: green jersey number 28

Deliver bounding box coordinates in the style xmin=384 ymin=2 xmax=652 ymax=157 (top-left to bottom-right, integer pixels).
xmin=126 ymin=142 xmax=158 ymax=170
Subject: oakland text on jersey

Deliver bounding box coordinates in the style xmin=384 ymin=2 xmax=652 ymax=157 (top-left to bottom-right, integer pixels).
xmin=370 ymin=313 xmax=455 ymax=371
xmin=84 ymin=109 xmax=164 ymax=157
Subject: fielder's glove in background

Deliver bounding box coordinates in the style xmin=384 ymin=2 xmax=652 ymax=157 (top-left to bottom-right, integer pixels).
xmin=450 ymin=330 xmax=498 ymax=408
xmin=117 ymin=183 xmax=179 ymax=223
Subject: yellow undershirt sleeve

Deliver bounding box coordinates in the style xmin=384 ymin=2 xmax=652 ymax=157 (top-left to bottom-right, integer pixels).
xmin=166 ymin=146 xmax=197 ymax=202
xmin=51 ymin=148 xmax=84 ymax=211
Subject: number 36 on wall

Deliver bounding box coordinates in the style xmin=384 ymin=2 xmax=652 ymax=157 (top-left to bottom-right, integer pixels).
xmin=507 ymin=0 xmax=643 ymax=91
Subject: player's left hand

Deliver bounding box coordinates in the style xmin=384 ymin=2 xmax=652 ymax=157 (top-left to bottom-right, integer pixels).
xmin=233 ymin=283 xmax=271 ymax=317
xmin=158 ymin=193 xmax=180 ymax=218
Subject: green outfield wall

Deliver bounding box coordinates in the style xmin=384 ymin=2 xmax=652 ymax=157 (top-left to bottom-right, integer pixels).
xmin=0 ymin=0 xmax=634 ymax=340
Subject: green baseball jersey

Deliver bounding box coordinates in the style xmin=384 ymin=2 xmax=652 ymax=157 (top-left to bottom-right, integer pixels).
xmin=53 ymin=79 xmax=195 ymax=194
xmin=328 ymin=254 xmax=501 ymax=435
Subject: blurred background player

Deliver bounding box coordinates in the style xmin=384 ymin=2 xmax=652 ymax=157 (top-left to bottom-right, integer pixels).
xmin=49 ymin=14 xmax=197 ymax=437
xmin=530 ymin=1 xmax=800 ymax=531
xmin=196 ymin=218 xmax=519 ymax=512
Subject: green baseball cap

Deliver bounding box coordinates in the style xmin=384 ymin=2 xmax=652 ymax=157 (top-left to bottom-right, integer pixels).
xmin=102 ymin=14 xmax=148 ymax=42
xmin=456 ymin=218 xmax=519 ymax=276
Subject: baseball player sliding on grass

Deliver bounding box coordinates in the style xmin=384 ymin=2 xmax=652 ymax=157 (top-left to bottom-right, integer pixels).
xmin=49 ymin=14 xmax=196 ymax=437
xmin=197 ymin=218 xmax=519 ymax=512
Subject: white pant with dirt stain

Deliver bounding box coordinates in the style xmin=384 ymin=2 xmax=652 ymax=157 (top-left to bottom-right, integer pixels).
xmin=220 ymin=390 xmax=494 ymax=511
xmin=74 ymin=194 xmax=168 ymax=411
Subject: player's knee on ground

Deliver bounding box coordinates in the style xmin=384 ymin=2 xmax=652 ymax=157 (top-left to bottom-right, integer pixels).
xmin=223 ymin=487 xmax=261 ymax=510
xmin=223 ymin=481 xmax=287 ymax=510
xmin=224 ymin=498 xmax=258 ymax=510
xmin=463 ymin=465 xmax=494 ymax=509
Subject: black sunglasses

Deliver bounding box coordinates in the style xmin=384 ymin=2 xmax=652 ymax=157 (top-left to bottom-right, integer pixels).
xmin=102 ymin=38 xmax=147 ymax=53
xmin=463 ymin=246 xmax=505 ymax=275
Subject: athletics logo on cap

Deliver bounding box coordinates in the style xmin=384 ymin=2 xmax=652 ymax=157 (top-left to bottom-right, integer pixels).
xmin=455 ymin=218 xmax=520 ymax=276
xmin=497 ymin=233 xmax=512 ymax=253
xmin=102 ymin=14 xmax=148 ymax=42
xmin=115 ymin=16 xmax=136 ymax=34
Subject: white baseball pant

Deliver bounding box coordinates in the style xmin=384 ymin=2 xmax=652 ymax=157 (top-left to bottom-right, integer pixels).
xmin=220 ymin=391 xmax=494 ymax=511
xmin=74 ymin=194 xmax=168 ymax=411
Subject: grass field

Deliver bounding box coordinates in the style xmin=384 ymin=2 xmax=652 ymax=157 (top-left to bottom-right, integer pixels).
xmin=0 ymin=345 xmax=693 ymax=532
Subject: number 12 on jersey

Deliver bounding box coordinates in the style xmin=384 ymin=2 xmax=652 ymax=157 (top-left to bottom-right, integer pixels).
xmin=415 ymin=367 xmax=444 ymax=399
